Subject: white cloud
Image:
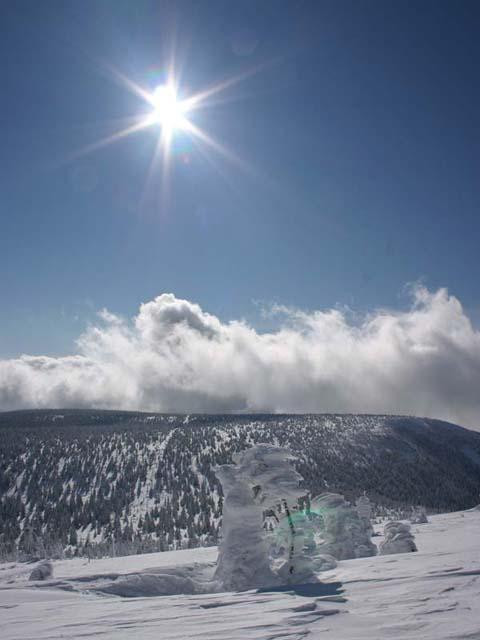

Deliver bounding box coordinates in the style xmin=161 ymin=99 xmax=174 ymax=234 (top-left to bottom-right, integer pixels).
xmin=1 ymin=287 xmax=480 ymax=430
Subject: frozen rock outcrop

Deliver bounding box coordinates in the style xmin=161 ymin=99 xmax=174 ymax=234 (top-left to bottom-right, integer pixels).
xmin=379 ymin=521 xmax=417 ymax=554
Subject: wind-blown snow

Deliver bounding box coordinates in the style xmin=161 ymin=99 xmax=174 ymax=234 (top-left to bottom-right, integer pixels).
xmin=1 ymin=286 xmax=480 ymax=429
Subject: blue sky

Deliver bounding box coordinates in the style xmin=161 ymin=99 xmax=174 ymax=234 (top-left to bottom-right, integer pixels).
xmin=1 ymin=0 xmax=479 ymax=359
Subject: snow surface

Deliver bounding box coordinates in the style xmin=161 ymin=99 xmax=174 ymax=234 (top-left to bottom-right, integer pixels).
xmin=1 ymin=510 xmax=479 ymax=639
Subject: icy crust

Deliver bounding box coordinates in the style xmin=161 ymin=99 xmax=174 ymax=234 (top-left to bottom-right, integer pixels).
xmin=380 ymin=521 xmax=417 ymax=555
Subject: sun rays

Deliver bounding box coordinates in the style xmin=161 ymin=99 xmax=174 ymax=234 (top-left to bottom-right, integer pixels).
xmin=64 ymin=59 xmax=268 ymax=213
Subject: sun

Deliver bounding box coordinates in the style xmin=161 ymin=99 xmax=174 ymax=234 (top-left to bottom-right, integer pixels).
xmin=66 ymin=61 xmax=263 ymax=200
xmin=148 ymin=84 xmax=188 ymax=133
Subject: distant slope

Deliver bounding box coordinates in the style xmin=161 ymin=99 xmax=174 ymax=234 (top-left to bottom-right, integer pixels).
xmin=1 ymin=411 xmax=480 ymax=559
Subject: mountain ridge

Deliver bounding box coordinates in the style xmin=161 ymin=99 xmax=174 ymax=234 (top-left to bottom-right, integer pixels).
xmin=1 ymin=411 xmax=479 ymax=561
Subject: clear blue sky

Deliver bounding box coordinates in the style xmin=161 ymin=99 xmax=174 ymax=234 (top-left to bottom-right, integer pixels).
xmin=1 ymin=0 xmax=479 ymax=357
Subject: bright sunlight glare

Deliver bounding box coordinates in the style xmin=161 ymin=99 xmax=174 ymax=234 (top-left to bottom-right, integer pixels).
xmin=148 ymin=84 xmax=187 ymax=132
xmin=65 ymin=61 xmax=265 ymax=208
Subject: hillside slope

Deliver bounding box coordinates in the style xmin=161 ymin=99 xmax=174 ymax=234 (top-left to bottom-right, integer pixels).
xmin=1 ymin=411 xmax=480 ymax=558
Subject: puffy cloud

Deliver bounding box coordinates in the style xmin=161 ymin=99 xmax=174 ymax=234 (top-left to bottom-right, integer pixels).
xmin=1 ymin=286 xmax=480 ymax=430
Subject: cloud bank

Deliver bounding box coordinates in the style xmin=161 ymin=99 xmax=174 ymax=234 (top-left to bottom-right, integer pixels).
xmin=1 ymin=286 xmax=480 ymax=430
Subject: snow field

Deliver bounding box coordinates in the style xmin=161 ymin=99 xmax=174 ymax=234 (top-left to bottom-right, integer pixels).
xmin=1 ymin=510 xmax=479 ymax=639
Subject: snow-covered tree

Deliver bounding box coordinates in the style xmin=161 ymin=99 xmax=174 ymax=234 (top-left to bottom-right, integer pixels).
xmin=379 ymin=521 xmax=417 ymax=554
xmin=309 ymin=493 xmax=377 ymax=560
xmin=29 ymin=561 xmax=53 ymax=581
xmin=356 ymin=493 xmax=373 ymax=534
xmin=271 ymin=504 xmax=322 ymax=584
xmin=410 ymin=507 xmax=428 ymax=524
xmin=213 ymin=444 xmax=313 ymax=591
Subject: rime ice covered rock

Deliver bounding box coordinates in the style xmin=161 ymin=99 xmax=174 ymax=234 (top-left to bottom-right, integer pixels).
xmin=311 ymin=493 xmax=377 ymax=560
xmin=380 ymin=521 xmax=417 ymax=554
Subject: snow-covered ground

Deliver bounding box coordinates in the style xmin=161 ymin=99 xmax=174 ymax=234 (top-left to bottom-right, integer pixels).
xmin=1 ymin=510 xmax=479 ymax=639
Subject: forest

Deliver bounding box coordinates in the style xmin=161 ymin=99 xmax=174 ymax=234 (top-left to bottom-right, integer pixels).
xmin=1 ymin=410 xmax=480 ymax=561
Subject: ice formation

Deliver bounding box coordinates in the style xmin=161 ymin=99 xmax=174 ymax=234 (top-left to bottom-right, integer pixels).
xmin=310 ymin=493 xmax=377 ymax=560
xmin=379 ymin=521 xmax=417 ymax=554
xmin=214 ymin=444 xmax=314 ymax=590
